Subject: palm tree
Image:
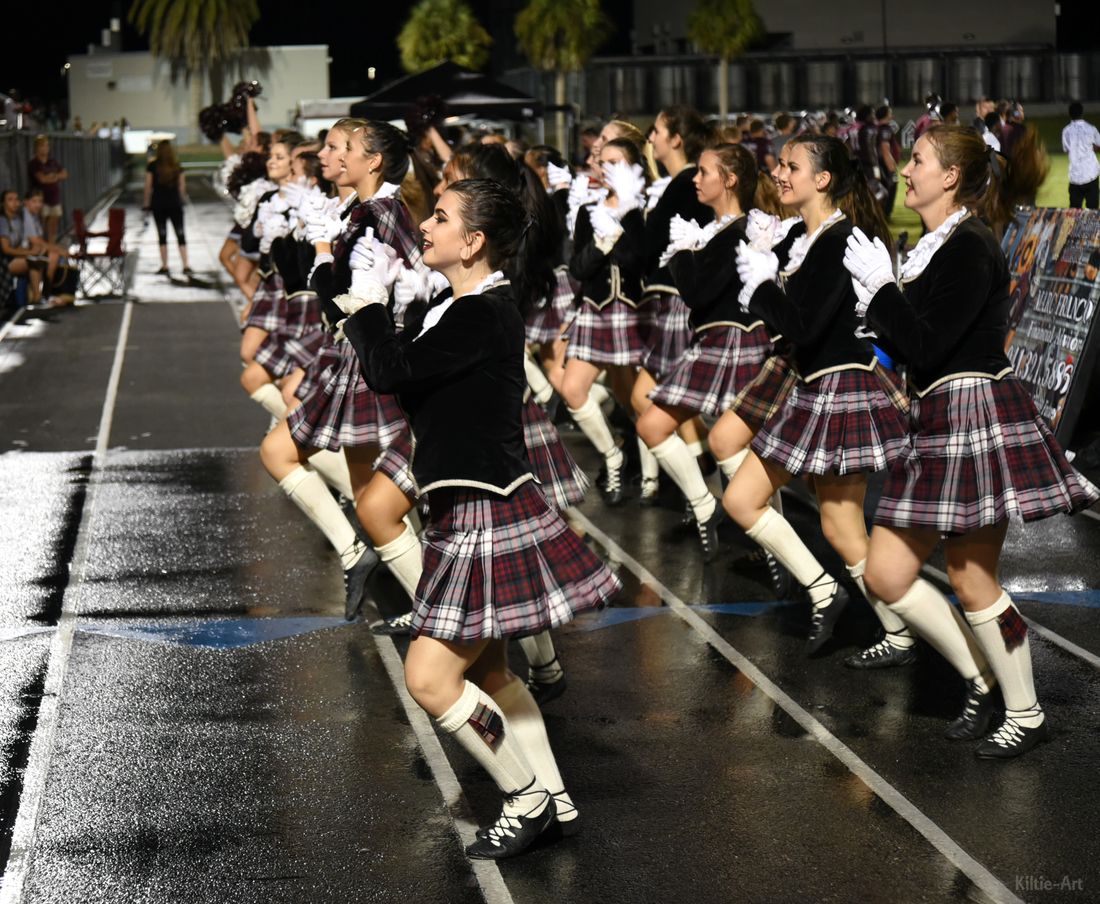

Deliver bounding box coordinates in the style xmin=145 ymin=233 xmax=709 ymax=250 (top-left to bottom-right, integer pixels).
xmin=515 ymin=0 xmax=612 ymax=152
xmin=398 ymin=0 xmax=492 ymax=73
xmin=129 ymin=0 xmax=259 ymax=141
xmin=687 ymin=0 xmax=762 ymax=119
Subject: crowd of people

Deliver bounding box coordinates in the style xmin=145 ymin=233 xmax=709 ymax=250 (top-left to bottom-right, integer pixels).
xmin=0 ymin=135 xmax=72 ymax=314
xmin=211 ymin=95 xmax=1098 ymax=861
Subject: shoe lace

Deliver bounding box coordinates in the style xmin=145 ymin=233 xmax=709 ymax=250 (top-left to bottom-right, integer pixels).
xmin=604 ymin=460 xmax=623 ymax=493
xmin=388 ymin=611 xmax=413 ymax=628
xmin=640 ymin=477 xmax=659 ymax=498
xmin=484 ymin=787 xmax=548 ymax=847
xmin=987 ymin=717 xmax=1027 ymax=748
xmin=858 ymin=639 xmax=895 ymax=661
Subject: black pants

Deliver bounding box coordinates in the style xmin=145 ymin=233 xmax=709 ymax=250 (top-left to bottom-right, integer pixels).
xmin=1069 ymin=178 xmax=1099 ymax=210
xmin=152 ymin=206 xmax=186 ymax=245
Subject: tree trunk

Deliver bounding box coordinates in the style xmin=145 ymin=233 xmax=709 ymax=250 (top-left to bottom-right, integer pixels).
xmin=189 ymin=71 xmax=205 ymax=145
xmin=554 ymin=70 xmax=567 ymax=156
xmin=718 ymin=57 xmax=729 ymax=120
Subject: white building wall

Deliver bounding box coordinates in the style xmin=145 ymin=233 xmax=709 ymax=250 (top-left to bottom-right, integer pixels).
xmin=67 ymin=45 xmax=329 ymax=143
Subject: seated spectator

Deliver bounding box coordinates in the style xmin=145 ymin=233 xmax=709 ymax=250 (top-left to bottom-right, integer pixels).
xmin=27 ymin=135 xmax=68 ymax=243
xmin=1 ymin=189 xmax=34 ymax=302
xmin=20 ymin=188 xmax=67 ymax=305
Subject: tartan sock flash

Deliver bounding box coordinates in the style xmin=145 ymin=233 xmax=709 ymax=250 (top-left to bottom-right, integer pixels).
xmin=965 ymin=592 xmax=1044 ymax=728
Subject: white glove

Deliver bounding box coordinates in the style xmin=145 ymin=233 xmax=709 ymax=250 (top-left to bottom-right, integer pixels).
xmin=843 ymin=227 xmax=895 ymax=316
xmin=567 ymin=174 xmax=591 ymax=212
xmin=393 ymin=265 xmax=420 ymax=308
xmin=281 ymin=181 xmax=308 ymax=210
xmin=259 ymin=215 xmax=289 ymax=254
xmin=658 ymin=215 xmax=705 ymax=268
xmin=589 ymin=203 xmax=624 ymax=249
xmin=745 ymin=210 xmax=780 ymax=250
xmin=646 ymin=175 xmax=671 ymax=211
xmin=735 ymin=240 xmax=779 ymax=310
xmin=305 ymin=194 xmax=342 ymax=246
xmin=339 ymin=229 xmax=404 ymax=313
xmin=307 ymin=252 xmax=333 ymax=284
xmin=266 ymin=194 xmax=290 ymax=215
xmin=547 ymin=161 xmax=572 ymax=191
xmin=602 ymin=160 xmax=646 ymax=216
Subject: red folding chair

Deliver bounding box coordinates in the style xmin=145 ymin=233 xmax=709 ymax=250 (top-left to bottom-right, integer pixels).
xmin=71 ymin=208 xmax=128 ymax=299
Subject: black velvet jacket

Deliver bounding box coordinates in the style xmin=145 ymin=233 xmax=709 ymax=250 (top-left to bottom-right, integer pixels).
xmin=747 ymin=216 xmax=877 ymax=380
xmin=568 ymin=205 xmax=647 ymax=309
xmin=667 ymin=215 xmax=765 ymax=332
xmin=866 ymin=214 xmax=1012 ymax=394
xmin=643 ymin=166 xmax=713 ymax=293
xmin=344 ymin=283 xmax=533 ymax=496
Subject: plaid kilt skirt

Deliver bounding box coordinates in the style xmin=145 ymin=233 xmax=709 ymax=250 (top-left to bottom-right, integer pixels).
xmin=288 ymin=340 xmax=407 ymax=451
xmin=294 ymin=333 xmax=341 ymax=402
xmin=649 ymin=324 xmax=772 ymax=417
xmin=411 ymin=480 xmax=622 ymax=641
xmin=243 ymin=273 xmax=286 ymax=334
xmin=875 ymin=374 xmax=1100 ymax=534
xmin=752 ymin=365 xmax=909 ymax=476
xmin=639 ymin=291 xmax=692 ymax=380
xmin=371 ymin=400 xmax=588 ymax=510
xmin=373 ymin=425 xmax=417 ymax=500
xmin=525 ymin=267 xmax=577 ymax=345
xmin=565 ymin=300 xmax=646 ymax=367
xmin=522 ymin=399 xmax=589 ymax=510
xmin=254 ymin=293 xmax=325 ymax=378
xmin=727 ymin=354 xmax=798 ymax=434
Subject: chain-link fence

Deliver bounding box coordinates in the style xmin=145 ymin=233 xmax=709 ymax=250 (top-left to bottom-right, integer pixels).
xmin=0 ymin=132 xmax=127 ymax=236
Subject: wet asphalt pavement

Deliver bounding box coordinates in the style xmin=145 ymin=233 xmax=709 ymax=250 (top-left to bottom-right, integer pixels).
xmin=0 ymin=187 xmax=1098 ymax=903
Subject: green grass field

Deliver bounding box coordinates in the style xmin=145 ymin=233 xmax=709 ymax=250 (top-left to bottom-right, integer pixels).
xmin=888 ymin=151 xmax=1069 ymax=244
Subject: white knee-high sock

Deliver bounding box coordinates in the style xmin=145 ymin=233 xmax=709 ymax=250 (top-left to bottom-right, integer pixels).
xmin=250 ymin=383 xmax=287 ymax=420
xmin=517 ymin=631 xmax=563 ymax=683
xmin=685 ymin=438 xmax=707 ymax=457
xmin=638 ymin=436 xmax=659 ymax=484
xmin=651 ymin=434 xmax=716 ymax=522
xmin=437 ymin=681 xmax=548 ymax=817
xmin=307 ymin=448 xmax=354 ymax=500
xmin=375 ymin=524 xmax=422 ymax=600
xmin=770 ymin=490 xmax=784 ymax=516
xmin=568 ymin=396 xmax=622 ymax=464
xmin=889 ymin=579 xmax=990 ymax=687
xmin=492 ymin=677 xmax=575 ymax=823
xmin=717 ymin=448 xmax=749 ymax=482
xmin=404 ymin=508 xmax=422 ymax=534
xmin=746 ymin=507 xmax=835 ymax=607
xmin=279 ymin=465 xmax=362 ymax=569
xmin=965 ymin=591 xmax=1043 ymax=727
xmin=524 ymin=353 xmax=554 ymax=405
xmin=588 ymin=381 xmax=610 ymax=407
xmin=847 ymin=559 xmax=914 ymax=648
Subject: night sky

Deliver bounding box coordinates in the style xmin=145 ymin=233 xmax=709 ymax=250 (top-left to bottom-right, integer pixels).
xmin=2 ymin=0 xmax=1097 ymax=111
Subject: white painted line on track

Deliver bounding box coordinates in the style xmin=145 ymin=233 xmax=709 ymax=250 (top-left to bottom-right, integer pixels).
xmin=569 ymin=509 xmax=1026 ymax=904
xmin=921 ymin=562 xmax=1100 ymax=671
xmin=1082 ymin=507 xmax=1100 ymax=523
xmin=0 ymin=309 xmax=24 ymax=345
xmin=372 ymin=635 xmax=517 ymax=904
xmin=0 ymin=301 xmax=133 ymax=903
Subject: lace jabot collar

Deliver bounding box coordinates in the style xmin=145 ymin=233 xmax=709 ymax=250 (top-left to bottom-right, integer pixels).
xmin=784 ymin=209 xmax=844 ymax=273
xmin=900 ymin=208 xmax=970 ymax=281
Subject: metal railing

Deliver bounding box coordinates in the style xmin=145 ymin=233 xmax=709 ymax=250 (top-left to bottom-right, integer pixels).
xmin=0 ymin=132 xmax=127 ymax=237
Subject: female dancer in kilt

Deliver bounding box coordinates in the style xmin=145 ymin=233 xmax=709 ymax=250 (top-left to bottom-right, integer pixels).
xmin=729 ymin=134 xmax=912 ymax=656
xmin=636 ymin=143 xmax=777 ymax=560
xmin=560 ymin=137 xmax=650 ymax=504
xmin=259 ymin=120 xmax=425 ymax=618
xmin=361 ymin=144 xmax=587 ymax=707
xmin=632 ymin=106 xmax=714 ymax=505
xmin=846 ymin=125 xmax=1099 ymax=757
xmin=238 ymin=133 xmax=303 ymax=370
xmin=341 ymin=178 xmax=621 ymax=858
xmin=241 ymin=147 xmax=326 ymax=420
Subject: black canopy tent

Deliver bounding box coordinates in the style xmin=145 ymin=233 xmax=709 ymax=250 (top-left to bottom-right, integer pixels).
xmin=349 ymin=62 xmax=543 ymax=121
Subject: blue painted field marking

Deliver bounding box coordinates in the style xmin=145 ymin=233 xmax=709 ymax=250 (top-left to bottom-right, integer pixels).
xmin=565 ymin=606 xmax=671 ymax=633
xmin=1012 ymin=590 xmax=1100 ymax=609
xmin=77 ymin=616 xmax=348 ymax=649
xmin=696 ymin=602 xmax=784 ymax=617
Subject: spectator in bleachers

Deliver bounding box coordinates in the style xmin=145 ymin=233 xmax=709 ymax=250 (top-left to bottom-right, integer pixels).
xmin=1 ymin=189 xmax=34 ymax=304
xmin=27 ymin=135 xmax=68 ymax=243
xmin=973 ymin=97 xmax=995 ymax=133
xmin=772 ymin=112 xmax=798 ymax=158
xmin=747 ymin=119 xmax=776 ymax=173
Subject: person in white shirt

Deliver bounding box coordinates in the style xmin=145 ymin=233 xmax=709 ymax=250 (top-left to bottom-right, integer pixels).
xmin=1062 ymin=102 xmax=1100 ymax=209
